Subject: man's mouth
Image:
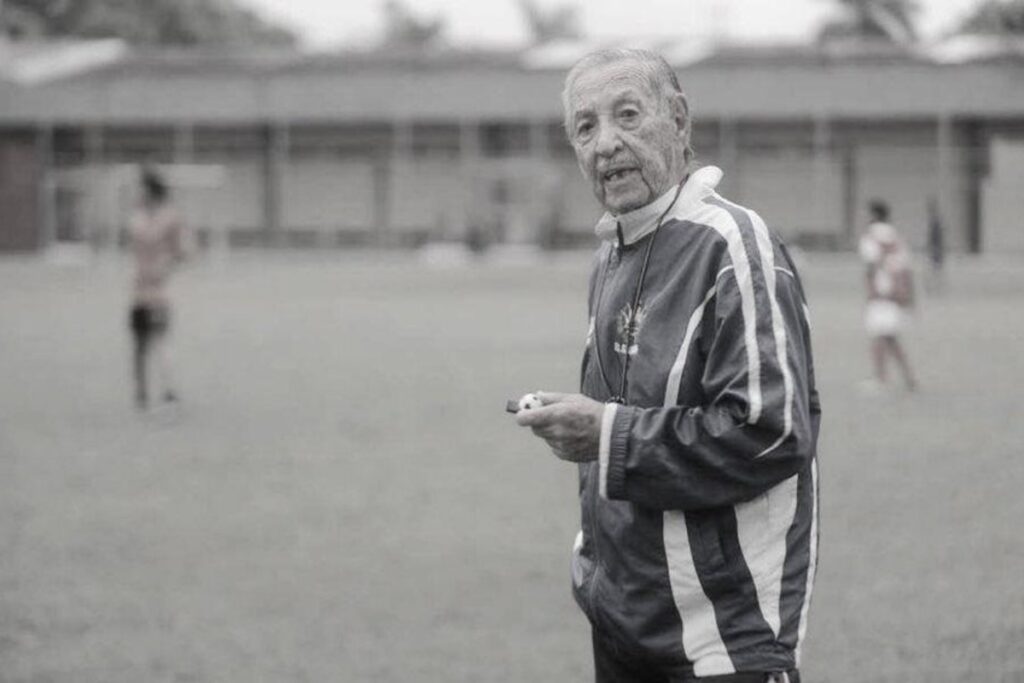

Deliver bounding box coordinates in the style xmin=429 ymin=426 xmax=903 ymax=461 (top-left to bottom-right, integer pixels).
xmin=602 ymin=167 xmax=638 ymax=183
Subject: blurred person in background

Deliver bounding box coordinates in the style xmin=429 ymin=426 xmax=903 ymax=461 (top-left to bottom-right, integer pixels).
xmin=516 ymin=48 xmax=820 ymax=682
xmin=127 ymin=167 xmax=191 ymax=411
xmin=925 ymin=196 xmax=946 ymax=294
xmin=859 ymin=199 xmax=917 ymax=392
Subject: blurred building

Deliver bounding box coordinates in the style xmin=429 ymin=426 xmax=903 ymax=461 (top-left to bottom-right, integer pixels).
xmin=2 ymin=36 xmax=1024 ymax=253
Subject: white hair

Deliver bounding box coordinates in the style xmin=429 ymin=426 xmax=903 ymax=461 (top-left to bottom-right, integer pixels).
xmin=561 ymin=48 xmax=694 ymax=163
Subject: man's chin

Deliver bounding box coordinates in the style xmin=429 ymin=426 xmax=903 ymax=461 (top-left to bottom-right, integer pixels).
xmin=603 ymin=190 xmax=652 ymax=215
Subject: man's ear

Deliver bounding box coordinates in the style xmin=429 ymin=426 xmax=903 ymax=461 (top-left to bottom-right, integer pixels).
xmin=670 ymin=92 xmax=690 ymax=136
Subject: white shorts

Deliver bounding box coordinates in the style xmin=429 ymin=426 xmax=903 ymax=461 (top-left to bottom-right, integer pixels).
xmin=865 ymin=300 xmax=905 ymax=337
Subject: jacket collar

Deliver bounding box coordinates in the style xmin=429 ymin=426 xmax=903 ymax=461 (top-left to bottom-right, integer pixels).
xmin=594 ymin=165 xmax=724 ymax=246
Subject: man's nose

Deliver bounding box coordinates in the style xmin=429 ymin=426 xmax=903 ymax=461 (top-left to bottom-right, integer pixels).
xmin=593 ymin=122 xmax=622 ymax=157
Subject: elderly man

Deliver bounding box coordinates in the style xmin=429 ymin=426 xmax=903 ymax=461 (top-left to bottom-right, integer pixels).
xmin=517 ymin=49 xmax=821 ymax=682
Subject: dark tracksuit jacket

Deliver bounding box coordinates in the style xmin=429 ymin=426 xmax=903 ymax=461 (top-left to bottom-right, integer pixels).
xmin=572 ymin=166 xmax=821 ymax=677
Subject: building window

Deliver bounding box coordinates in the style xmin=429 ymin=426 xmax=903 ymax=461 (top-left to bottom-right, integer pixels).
xmin=479 ymin=122 xmax=530 ymax=157
xmin=411 ymin=123 xmax=460 ymax=158
xmin=288 ymin=124 xmax=392 ymax=159
xmin=191 ymin=127 xmax=265 ymax=161
xmin=103 ymin=127 xmax=175 ymax=164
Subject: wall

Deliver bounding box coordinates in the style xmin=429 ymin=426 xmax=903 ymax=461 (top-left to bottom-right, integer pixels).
xmin=0 ymin=133 xmax=40 ymax=251
xmin=983 ymin=137 xmax=1024 ymax=253
xmin=0 ymin=118 xmax=993 ymax=253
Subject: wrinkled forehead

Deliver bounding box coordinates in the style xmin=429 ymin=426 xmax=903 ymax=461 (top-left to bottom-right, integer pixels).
xmin=565 ymin=60 xmax=658 ymax=113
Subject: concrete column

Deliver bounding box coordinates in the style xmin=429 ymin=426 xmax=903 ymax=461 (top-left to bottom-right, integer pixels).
xmin=841 ymin=135 xmax=858 ymax=246
xmin=459 ymin=120 xmax=480 ymax=158
xmin=936 ymin=114 xmax=953 ymax=246
xmin=528 ymin=119 xmax=548 ymax=158
xmin=964 ymin=122 xmax=984 ymax=254
xmin=381 ymin=118 xmax=413 ymax=246
xmin=264 ymin=122 xmax=288 ymax=245
xmin=35 ymin=124 xmax=55 ymax=250
xmin=83 ymin=125 xmax=105 ymax=248
xmin=458 ymin=119 xmax=480 ymax=242
xmin=812 ymin=114 xmax=833 ymax=238
xmin=173 ymin=123 xmax=194 ymax=163
xmin=531 ymin=119 xmax=563 ymax=247
xmin=0 ymin=131 xmax=43 ymax=251
xmin=85 ymin=125 xmax=104 ymax=164
xmin=393 ymin=118 xmax=413 ymax=158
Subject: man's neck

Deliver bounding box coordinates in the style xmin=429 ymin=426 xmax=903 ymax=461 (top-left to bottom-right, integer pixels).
xmin=593 ymin=165 xmax=723 ymax=246
xmin=607 ymin=182 xmax=685 ymax=247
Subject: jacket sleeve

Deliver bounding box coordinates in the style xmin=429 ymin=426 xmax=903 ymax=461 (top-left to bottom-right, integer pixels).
xmin=599 ymin=257 xmax=818 ymax=511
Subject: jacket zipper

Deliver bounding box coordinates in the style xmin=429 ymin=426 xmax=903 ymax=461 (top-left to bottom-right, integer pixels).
xmin=587 ymin=250 xmax=618 ymax=612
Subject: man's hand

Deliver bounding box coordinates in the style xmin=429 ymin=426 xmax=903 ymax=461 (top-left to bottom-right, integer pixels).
xmin=515 ymin=392 xmax=605 ymax=463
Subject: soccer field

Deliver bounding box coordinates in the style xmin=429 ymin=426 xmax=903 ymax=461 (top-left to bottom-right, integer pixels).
xmin=1 ymin=251 xmax=1022 ymax=682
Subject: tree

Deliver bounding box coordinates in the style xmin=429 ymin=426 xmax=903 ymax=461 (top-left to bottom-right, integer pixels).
xmin=957 ymin=0 xmax=1024 ymax=35
xmin=380 ymin=0 xmax=444 ymax=50
xmin=1 ymin=0 xmax=296 ymax=47
xmin=517 ymin=0 xmax=582 ymax=45
xmin=818 ymin=0 xmax=920 ymax=45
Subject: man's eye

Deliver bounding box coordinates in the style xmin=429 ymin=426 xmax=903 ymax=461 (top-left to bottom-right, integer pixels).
xmin=620 ymin=109 xmax=639 ymax=122
xmin=576 ymin=122 xmax=594 ymax=138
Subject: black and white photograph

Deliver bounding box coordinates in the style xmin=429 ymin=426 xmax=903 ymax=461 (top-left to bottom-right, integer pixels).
xmin=1 ymin=0 xmax=1023 ymax=681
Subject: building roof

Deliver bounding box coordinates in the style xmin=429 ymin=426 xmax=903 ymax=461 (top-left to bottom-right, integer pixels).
xmin=2 ymin=36 xmax=1024 ymax=125
xmin=0 ymin=38 xmax=127 ymax=85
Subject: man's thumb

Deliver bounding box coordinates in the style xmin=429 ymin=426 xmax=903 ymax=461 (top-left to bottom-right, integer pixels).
xmin=535 ymin=391 xmax=569 ymax=406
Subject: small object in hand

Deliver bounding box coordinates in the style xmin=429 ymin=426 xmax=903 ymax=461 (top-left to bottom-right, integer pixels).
xmin=506 ymin=393 xmax=543 ymax=413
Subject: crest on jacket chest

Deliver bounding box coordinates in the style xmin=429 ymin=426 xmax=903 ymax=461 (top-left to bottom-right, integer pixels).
xmin=613 ymin=301 xmax=647 ymax=357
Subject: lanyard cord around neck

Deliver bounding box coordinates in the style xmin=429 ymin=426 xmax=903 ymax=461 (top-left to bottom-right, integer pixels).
xmin=592 ymin=179 xmax=686 ymax=405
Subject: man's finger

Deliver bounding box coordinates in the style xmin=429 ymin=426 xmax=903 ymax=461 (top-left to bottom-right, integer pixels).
xmin=535 ymin=391 xmax=570 ymax=406
xmin=531 ymin=426 xmax=562 ymax=443
xmin=516 ymin=404 xmax=560 ymax=427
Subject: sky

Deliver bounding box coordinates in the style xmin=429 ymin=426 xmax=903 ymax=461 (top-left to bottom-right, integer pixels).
xmin=238 ymin=0 xmax=985 ymax=49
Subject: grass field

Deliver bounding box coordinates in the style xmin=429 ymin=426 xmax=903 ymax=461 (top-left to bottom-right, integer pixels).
xmin=1 ymin=250 xmax=1023 ymax=682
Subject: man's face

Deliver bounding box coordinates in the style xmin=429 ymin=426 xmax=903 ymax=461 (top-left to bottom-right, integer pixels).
xmin=565 ymin=60 xmax=686 ymax=214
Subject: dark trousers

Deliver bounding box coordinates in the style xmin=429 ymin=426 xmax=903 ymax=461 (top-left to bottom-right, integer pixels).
xmin=129 ymin=304 xmax=169 ymax=406
xmin=592 ymin=629 xmax=800 ymax=683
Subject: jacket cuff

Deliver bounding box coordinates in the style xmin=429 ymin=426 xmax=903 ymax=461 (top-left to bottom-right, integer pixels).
xmin=600 ymin=404 xmax=635 ymax=500
xmin=598 ymin=403 xmax=617 ymax=499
